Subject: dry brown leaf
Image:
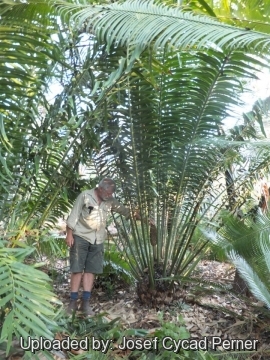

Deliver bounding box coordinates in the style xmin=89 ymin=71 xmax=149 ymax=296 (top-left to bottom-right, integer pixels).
xmin=146 ymin=313 xmax=160 ymax=321
xmin=224 ymin=320 xmax=245 ymax=331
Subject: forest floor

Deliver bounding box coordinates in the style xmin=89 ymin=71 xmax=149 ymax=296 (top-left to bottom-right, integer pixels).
xmin=56 ymin=259 xmax=270 ymax=358
xmin=3 ymin=260 xmax=270 ymax=360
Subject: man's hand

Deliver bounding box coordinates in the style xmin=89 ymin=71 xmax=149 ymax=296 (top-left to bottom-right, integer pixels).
xmin=133 ymin=210 xmax=141 ymax=221
xmin=66 ymin=235 xmax=74 ymax=247
xmin=132 ymin=210 xmax=155 ymax=225
xmin=65 ymin=226 xmax=74 ymax=247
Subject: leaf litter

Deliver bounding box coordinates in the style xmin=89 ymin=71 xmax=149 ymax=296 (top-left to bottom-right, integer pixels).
xmin=2 ymin=260 xmax=270 ymax=359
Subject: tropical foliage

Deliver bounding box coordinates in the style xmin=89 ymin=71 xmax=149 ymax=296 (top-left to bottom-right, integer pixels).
xmin=92 ymin=61 xmax=270 ymax=304
xmin=189 ymin=0 xmax=270 ymax=33
xmin=0 ymin=240 xmax=61 ymax=356
xmin=1 ymin=0 xmax=270 ymax=356
xmin=1 ymin=1 xmax=270 ymax=237
xmin=54 ymin=0 xmax=270 ymax=52
xmin=203 ymin=210 xmax=270 ymax=310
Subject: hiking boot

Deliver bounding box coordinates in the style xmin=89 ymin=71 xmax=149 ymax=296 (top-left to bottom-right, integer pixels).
xmin=66 ymin=299 xmax=77 ymax=315
xmin=82 ymin=300 xmax=95 ymax=316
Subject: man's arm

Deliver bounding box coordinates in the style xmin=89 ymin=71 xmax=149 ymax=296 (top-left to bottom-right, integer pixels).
xmin=65 ymin=192 xmax=85 ymax=247
xmin=111 ymin=198 xmax=141 ymax=220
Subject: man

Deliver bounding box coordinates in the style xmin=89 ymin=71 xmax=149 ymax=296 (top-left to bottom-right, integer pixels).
xmin=65 ymin=178 xmax=135 ymax=316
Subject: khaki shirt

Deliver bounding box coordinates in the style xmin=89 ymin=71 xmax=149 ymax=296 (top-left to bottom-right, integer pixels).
xmin=67 ymin=188 xmax=129 ymax=244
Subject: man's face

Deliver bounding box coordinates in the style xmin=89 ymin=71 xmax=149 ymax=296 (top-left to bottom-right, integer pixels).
xmin=98 ymin=186 xmax=114 ymax=201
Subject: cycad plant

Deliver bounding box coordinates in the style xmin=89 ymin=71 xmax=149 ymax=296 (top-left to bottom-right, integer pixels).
xmin=90 ymin=46 xmax=270 ymax=305
xmin=204 ymin=210 xmax=270 ymax=309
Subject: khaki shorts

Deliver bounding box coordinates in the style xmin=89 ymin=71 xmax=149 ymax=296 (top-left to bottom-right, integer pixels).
xmin=69 ymin=235 xmax=104 ymax=274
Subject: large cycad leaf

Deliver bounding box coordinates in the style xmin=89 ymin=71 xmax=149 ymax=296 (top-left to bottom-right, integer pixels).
xmin=0 ymin=241 xmax=61 ymax=355
xmin=229 ymin=250 xmax=270 ymax=309
xmin=0 ymin=1 xmax=64 ymax=114
xmin=54 ymin=0 xmax=270 ymax=53
xmin=0 ymin=28 xmax=131 ymax=236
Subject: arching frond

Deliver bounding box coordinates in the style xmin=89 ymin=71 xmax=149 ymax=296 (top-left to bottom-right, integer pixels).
xmin=204 ymin=207 xmax=270 ymax=307
xmin=0 ymin=241 xmax=62 ymax=355
xmin=0 ymin=1 xmax=65 ymax=115
xmin=228 ymin=250 xmax=270 ymax=309
xmin=53 ymin=0 xmax=270 ymax=53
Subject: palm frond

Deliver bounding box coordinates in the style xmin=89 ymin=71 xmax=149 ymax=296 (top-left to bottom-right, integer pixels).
xmin=0 ymin=241 xmax=62 ymax=355
xmin=0 ymin=1 xmax=65 ymax=115
xmin=54 ymin=0 xmax=270 ymax=53
xmin=228 ymin=250 xmax=270 ymax=309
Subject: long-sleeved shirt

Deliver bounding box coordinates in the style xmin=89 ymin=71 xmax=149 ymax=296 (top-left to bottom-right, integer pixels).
xmin=66 ymin=188 xmax=130 ymax=244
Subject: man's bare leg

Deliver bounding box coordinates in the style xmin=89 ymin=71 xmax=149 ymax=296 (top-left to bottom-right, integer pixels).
xmin=82 ymin=272 xmax=95 ymax=291
xmin=71 ymin=272 xmax=83 ymax=292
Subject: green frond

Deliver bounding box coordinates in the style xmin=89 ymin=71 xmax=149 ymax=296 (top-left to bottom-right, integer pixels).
xmin=0 ymin=1 xmax=58 ymax=31
xmin=0 ymin=241 xmax=62 ymax=355
xmin=228 ymin=250 xmax=270 ymax=309
xmin=102 ymin=244 xmax=135 ymax=285
xmin=260 ymin=238 xmax=270 ymax=275
xmin=203 ymin=205 xmax=270 ymax=305
xmin=0 ymin=0 xmax=66 ymax=116
xmin=195 ymin=0 xmax=270 ymax=34
xmin=2 ymin=0 xmax=270 ymax=303
xmin=53 ymin=0 xmax=270 ymax=53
